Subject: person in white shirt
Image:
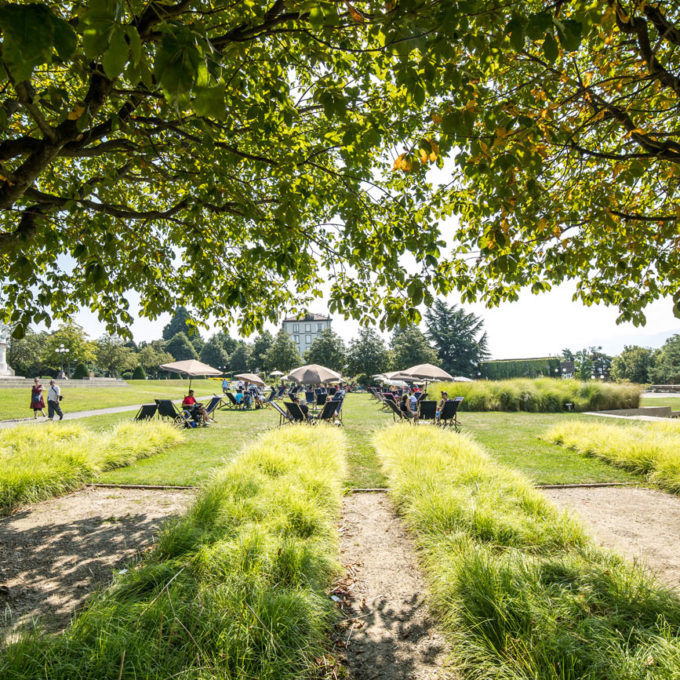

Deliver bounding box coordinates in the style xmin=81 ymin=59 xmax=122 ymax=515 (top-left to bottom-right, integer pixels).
xmin=47 ymin=380 xmax=64 ymax=420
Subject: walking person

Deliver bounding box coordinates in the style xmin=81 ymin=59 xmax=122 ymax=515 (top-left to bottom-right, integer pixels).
xmin=30 ymin=377 xmax=46 ymax=418
xmin=47 ymin=380 xmax=64 ymax=421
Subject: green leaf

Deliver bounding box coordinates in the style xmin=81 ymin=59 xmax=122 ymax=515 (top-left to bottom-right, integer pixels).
xmin=0 ymin=3 xmax=55 ymax=80
xmin=125 ymin=26 xmax=142 ymax=66
xmin=556 ymin=18 xmax=583 ymax=51
xmin=505 ymin=14 xmax=526 ymax=52
xmin=193 ymin=85 xmax=226 ymax=120
xmin=526 ymin=11 xmax=552 ymax=40
xmin=542 ymin=32 xmax=558 ymax=62
xmin=102 ymin=26 xmax=128 ymax=79
xmin=52 ymin=15 xmax=77 ymax=61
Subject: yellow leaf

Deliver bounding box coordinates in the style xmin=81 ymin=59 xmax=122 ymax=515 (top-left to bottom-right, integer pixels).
xmin=68 ymin=103 xmax=85 ymax=120
xmin=465 ymin=100 xmax=477 ymax=112
xmin=418 ymin=148 xmax=429 ymax=164
xmin=344 ymin=0 xmax=365 ymax=22
xmin=583 ymin=71 xmax=594 ymax=87
xmin=431 ymin=113 xmax=443 ymax=124
xmin=393 ymin=153 xmax=406 ymax=171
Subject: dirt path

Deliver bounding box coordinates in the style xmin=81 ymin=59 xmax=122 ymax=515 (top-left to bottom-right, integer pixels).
xmin=337 ymin=492 xmax=455 ymax=680
xmin=544 ymin=486 xmax=680 ymax=590
xmin=0 ymin=486 xmax=196 ymax=644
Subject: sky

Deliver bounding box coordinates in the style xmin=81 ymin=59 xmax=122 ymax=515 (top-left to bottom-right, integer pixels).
xmin=70 ymin=281 xmax=679 ymax=360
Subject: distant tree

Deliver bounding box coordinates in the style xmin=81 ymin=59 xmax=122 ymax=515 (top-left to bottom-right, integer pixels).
xmin=8 ymin=329 xmax=50 ymax=376
xmin=138 ymin=342 xmax=174 ymax=378
xmin=95 ymin=335 xmax=137 ymax=377
xmin=132 ymin=365 xmax=147 ymax=380
xmin=72 ymin=362 xmax=90 ymax=379
xmin=561 ymin=348 xmax=575 ymax=362
xmin=611 ymin=346 xmax=653 ymax=384
xmin=573 ymin=349 xmax=594 ymax=381
xmin=572 ymin=346 xmax=611 ymax=381
xmin=263 ymin=330 xmax=302 ymax=373
xmin=199 ymin=337 xmax=229 ymax=372
xmin=165 ymin=332 xmax=199 ymax=361
xmin=214 ymin=331 xmax=239 ymax=356
xmin=649 ymin=335 xmax=680 ymax=385
xmin=162 ymin=307 xmax=201 ymax=342
xmin=251 ymin=331 xmax=274 ymax=371
xmin=346 ymin=328 xmax=390 ymax=378
xmin=229 ymin=342 xmax=253 ymax=373
xmin=390 ymin=326 xmax=438 ymax=370
xmin=44 ymin=323 xmax=97 ymax=376
xmin=305 ymin=329 xmax=346 ymax=372
xmin=424 ymin=301 xmax=489 ymax=377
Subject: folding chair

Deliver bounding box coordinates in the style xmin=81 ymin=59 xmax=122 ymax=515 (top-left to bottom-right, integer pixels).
xmin=155 ymin=399 xmax=197 ymax=429
xmin=381 ymin=392 xmax=397 ymax=411
xmin=315 ymin=400 xmax=342 ymax=425
xmin=386 ymin=399 xmax=408 ymax=422
xmin=204 ymin=395 xmax=224 ymax=421
xmin=316 ymin=393 xmax=327 ymax=407
xmin=276 ymin=385 xmax=286 ymax=400
xmin=416 ymin=391 xmax=428 ymax=403
xmin=305 ymin=390 xmax=315 ymax=407
xmin=332 ymin=395 xmax=344 ymax=423
xmin=284 ymin=401 xmax=308 ymax=423
xmin=263 ymin=388 xmax=276 ymax=407
xmin=328 ymin=386 xmax=337 ymax=396
xmin=133 ymin=403 xmax=157 ymax=421
xmin=223 ymin=392 xmax=241 ymax=410
xmin=438 ymin=397 xmax=464 ymax=432
xmin=271 ymin=401 xmax=293 ymax=426
xmin=418 ymin=400 xmax=437 ymax=422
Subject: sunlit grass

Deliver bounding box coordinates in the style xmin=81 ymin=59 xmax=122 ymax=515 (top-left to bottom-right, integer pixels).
xmin=545 ymin=419 xmax=680 ymax=493
xmin=1 ymin=425 xmax=347 ymax=679
xmin=0 ymin=421 xmax=184 ymax=514
xmin=375 ymin=425 xmax=680 ymax=679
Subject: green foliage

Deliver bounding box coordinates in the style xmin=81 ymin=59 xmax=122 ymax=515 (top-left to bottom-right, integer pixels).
xmin=95 ymin=334 xmax=137 ymax=376
xmin=431 ymin=378 xmax=640 ymax=412
xmin=304 ymin=328 xmax=346 ymax=372
xmin=546 ymin=420 xmax=680 ymax=494
xmin=375 ymin=425 xmax=680 ymax=680
xmin=198 ymin=336 xmax=229 ymax=371
xmin=251 ymin=331 xmax=274 ymax=371
xmin=72 ymin=362 xmax=89 ymax=379
xmin=137 ymin=341 xmax=174 ymax=378
xmin=346 ymin=327 xmax=390 ymax=377
xmin=0 ymin=421 xmax=183 ymax=515
xmin=611 ymin=345 xmax=653 ymax=384
xmin=482 ymin=357 xmax=560 ymax=380
xmin=263 ymin=329 xmax=302 ymax=373
xmin=162 ymin=307 xmax=199 ymax=342
xmin=1 ymin=426 xmax=346 ymax=679
xmin=229 ymin=340 xmax=253 ymax=372
xmin=424 ymin=300 xmax=488 ymax=377
xmin=164 ymin=332 xmax=198 ymax=362
xmin=43 ymin=322 xmax=97 ymax=370
xmin=132 ymin=365 xmax=146 ymax=379
xmin=7 ymin=329 xmax=50 ymax=376
xmin=650 ymin=335 xmax=680 ymax=384
xmin=390 ymin=325 xmax=438 ymax=369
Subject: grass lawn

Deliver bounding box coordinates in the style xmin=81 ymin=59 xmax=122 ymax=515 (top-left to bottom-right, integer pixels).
xmin=86 ymin=394 xmax=641 ymax=489
xmin=640 ymin=395 xmax=680 ymax=410
xmin=0 ymin=379 xmax=224 ymax=420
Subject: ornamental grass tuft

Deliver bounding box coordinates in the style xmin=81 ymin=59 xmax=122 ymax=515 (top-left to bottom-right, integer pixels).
xmin=1 ymin=424 xmax=347 ymax=679
xmin=375 ymin=424 xmax=680 ymax=679
xmin=0 ymin=421 xmax=184 ymax=515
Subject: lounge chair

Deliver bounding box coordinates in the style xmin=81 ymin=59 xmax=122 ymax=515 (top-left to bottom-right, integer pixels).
xmin=271 ymin=401 xmax=293 ymax=426
xmin=203 ymin=395 xmax=224 ymax=421
xmin=416 ymin=391 xmax=428 ymax=403
xmin=438 ymin=397 xmax=464 ymax=432
xmin=155 ymin=399 xmax=198 ymax=429
xmin=386 ymin=399 xmax=409 ymax=422
xmin=275 ymin=385 xmax=286 ymax=400
xmin=381 ymin=392 xmax=397 ymax=411
xmin=133 ymin=403 xmax=157 ymax=421
xmin=315 ymin=400 xmax=342 ymax=425
xmin=418 ymin=400 xmax=437 ymax=422
xmin=263 ymin=388 xmax=277 ymax=407
xmin=305 ymin=390 xmax=315 ymax=407
xmin=223 ymin=392 xmax=242 ymax=410
xmin=316 ymin=393 xmax=327 ymax=407
xmin=332 ymin=396 xmax=344 ymax=422
xmin=284 ymin=401 xmax=308 ymax=423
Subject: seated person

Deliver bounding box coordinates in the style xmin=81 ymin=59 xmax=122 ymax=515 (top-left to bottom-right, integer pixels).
xmin=436 ymin=391 xmax=448 ymax=421
xmin=242 ymin=383 xmax=253 ymax=409
xmin=409 ymin=390 xmax=418 ymax=412
xmin=399 ymin=393 xmax=417 ymax=420
xmin=182 ymin=390 xmax=209 ymax=425
xmin=292 ymin=395 xmax=311 ymax=420
xmin=235 ymin=387 xmax=244 ymax=404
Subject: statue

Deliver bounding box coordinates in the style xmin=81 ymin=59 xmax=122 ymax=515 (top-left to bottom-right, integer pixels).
xmin=0 ymin=323 xmax=18 ymax=377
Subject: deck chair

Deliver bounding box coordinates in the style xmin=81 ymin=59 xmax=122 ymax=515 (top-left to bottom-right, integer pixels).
xmin=263 ymin=388 xmax=276 ymax=407
xmin=305 ymin=390 xmax=315 ymax=407
xmin=315 ymin=400 xmax=341 ymax=425
xmin=438 ymin=397 xmax=464 ymax=432
xmin=133 ymin=403 xmax=157 ymax=421
xmin=284 ymin=401 xmax=308 ymax=423
xmin=275 ymin=385 xmax=286 ymax=399
xmin=316 ymin=393 xmax=327 ymax=407
xmin=386 ymin=399 xmax=408 ymax=422
xmin=332 ymin=396 xmax=344 ymax=422
xmin=155 ymin=399 xmax=197 ymax=429
xmin=381 ymin=392 xmax=397 ymax=411
xmin=418 ymin=400 xmax=437 ymax=422
xmin=204 ymin=395 xmax=224 ymax=421
xmin=416 ymin=391 xmax=428 ymax=403
xmin=328 ymin=386 xmax=337 ymax=396
xmin=223 ymin=392 xmax=242 ymax=410
xmin=271 ymin=401 xmax=293 ymax=426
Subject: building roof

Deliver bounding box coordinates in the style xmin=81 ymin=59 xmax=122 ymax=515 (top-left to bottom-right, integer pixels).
xmin=283 ymin=312 xmax=331 ymax=322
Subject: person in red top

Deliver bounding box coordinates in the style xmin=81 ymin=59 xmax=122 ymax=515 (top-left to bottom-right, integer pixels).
xmin=182 ymin=390 xmax=209 ymax=426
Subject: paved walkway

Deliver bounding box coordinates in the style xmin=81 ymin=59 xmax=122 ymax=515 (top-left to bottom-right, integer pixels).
xmin=0 ymin=396 xmax=212 ymax=430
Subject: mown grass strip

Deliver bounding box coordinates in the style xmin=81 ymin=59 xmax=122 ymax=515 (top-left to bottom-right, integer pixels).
xmin=0 ymin=421 xmax=184 ymax=515
xmin=545 ymin=420 xmax=680 ymax=493
xmin=431 ymin=377 xmax=640 ymax=412
xmin=1 ymin=424 xmax=347 ymax=679
xmin=375 ymin=424 xmax=680 ymax=679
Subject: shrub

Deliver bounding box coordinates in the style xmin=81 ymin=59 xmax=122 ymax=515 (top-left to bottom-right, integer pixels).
xmin=121 ymin=370 xmax=133 ymax=380
xmin=374 ymin=425 xmax=680 ymax=679
xmin=1 ymin=425 xmax=347 ymax=680
xmin=132 ymin=365 xmax=146 ymax=379
xmin=545 ymin=420 xmax=680 ymax=493
xmin=0 ymin=421 xmax=184 ymax=515
xmin=72 ymin=362 xmax=89 ymax=379
xmin=430 ymin=378 xmax=641 ymax=412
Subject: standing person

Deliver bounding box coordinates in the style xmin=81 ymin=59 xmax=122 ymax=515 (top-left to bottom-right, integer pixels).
xmin=30 ymin=378 xmax=46 ymax=418
xmin=222 ymin=377 xmax=230 ymax=394
xmin=47 ymin=380 xmax=64 ymax=421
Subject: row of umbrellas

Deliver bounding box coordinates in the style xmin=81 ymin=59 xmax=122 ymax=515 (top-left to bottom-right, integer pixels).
xmin=375 ymin=363 xmax=472 ymax=384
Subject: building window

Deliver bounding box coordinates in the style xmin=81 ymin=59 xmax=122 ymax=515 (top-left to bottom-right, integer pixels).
xmin=294 ymin=335 xmax=300 ymax=345
xmin=306 ymin=335 xmax=312 ymax=344
xmin=293 ymin=324 xmax=299 ymax=332
xmin=317 ymin=323 xmax=323 ymax=332
xmin=305 ymin=323 xmax=311 ymax=332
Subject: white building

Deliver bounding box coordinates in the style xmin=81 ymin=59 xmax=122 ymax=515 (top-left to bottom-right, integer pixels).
xmin=282 ymin=313 xmax=332 ymax=356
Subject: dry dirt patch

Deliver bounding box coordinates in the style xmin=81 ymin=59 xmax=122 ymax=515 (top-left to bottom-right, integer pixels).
xmin=543 ymin=486 xmax=680 ymax=590
xmin=337 ymin=492 xmax=456 ymax=680
xmin=0 ymin=486 xmax=195 ymax=644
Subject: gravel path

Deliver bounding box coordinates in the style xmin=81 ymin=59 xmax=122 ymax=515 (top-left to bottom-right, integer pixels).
xmin=544 ymin=486 xmax=680 ymax=590
xmin=336 ymin=492 xmax=456 ymax=680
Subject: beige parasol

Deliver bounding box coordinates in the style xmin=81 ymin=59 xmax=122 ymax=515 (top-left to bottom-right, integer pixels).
xmin=400 ymin=363 xmax=455 ymax=381
xmin=233 ymin=373 xmax=266 ymax=386
xmin=287 ymin=364 xmax=342 ymax=385
xmin=159 ymin=359 xmax=222 ymax=388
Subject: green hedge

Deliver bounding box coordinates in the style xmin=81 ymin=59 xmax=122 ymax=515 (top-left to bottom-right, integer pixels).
xmin=432 ymin=378 xmax=640 ymax=412
xmin=482 ymin=357 xmax=560 ymax=380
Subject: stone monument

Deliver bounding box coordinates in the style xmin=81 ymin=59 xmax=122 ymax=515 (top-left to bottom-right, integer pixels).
xmin=0 ymin=323 xmax=19 ymax=377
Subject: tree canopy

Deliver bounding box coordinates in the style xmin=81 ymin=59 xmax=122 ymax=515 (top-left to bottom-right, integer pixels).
xmin=390 ymin=325 xmax=438 ymax=369
xmin=304 ymin=328 xmax=346 ymax=372
xmin=1 ymin=0 xmax=679 ymax=335
xmin=346 ymin=327 xmax=390 ymax=378
xmin=263 ymin=329 xmax=301 ymax=372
